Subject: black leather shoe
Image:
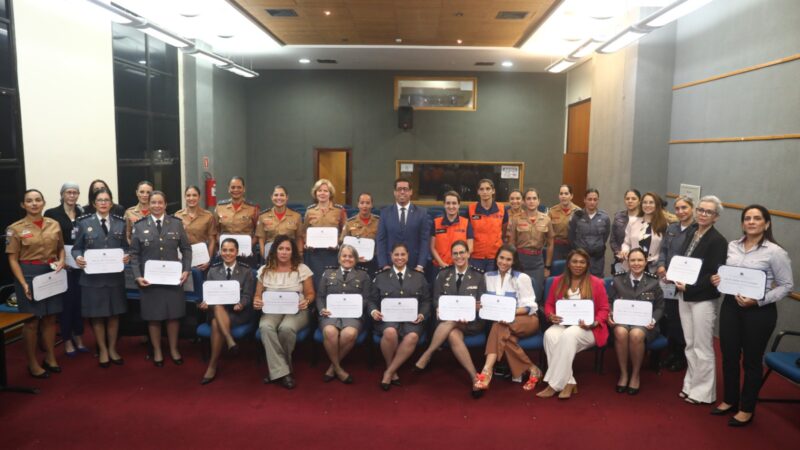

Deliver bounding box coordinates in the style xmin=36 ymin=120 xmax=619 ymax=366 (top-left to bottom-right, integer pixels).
xmin=278 ymin=375 xmax=295 ymax=389
xmin=29 ymin=367 xmax=49 ymax=379
xmin=728 ymin=415 xmax=753 ymax=427
xmin=323 ymin=373 xmax=336 ymax=382
xmin=99 ymin=360 xmax=111 ymax=369
xmin=42 ymin=360 xmax=61 ymax=374
xmin=626 ymin=387 xmax=640 ymax=395
xmin=380 ymin=382 xmax=391 ymax=391
xmin=110 ymin=357 xmax=124 ymax=366
xmin=471 ymin=388 xmax=484 ymax=399
xmin=339 ymin=374 xmax=353 ymax=385
xmin=615 ymin=385 xmax=627 ymax=394
xmin=171 ymin=356 xmax=184 ymax=366
xmin=391 ymin=379 xmax=401 ymax=386
xmin=200 ymin=376 xmax=216 ymax=386
xmin=153 ymin=359 xmax=164 ymax=368
xmin=710 ymin=404 xmax=738 ymax=416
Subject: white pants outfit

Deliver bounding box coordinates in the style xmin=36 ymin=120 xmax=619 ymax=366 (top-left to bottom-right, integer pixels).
xmin=543 ymin=324 xmax=596 ymax=391
xmin=678 ymin=296 xmax=718 ymax=403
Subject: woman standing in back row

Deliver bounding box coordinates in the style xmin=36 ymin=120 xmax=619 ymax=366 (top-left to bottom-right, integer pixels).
xmin=174 ymin=186 xmax=217 ymax=271
xmin=124 ymin=181 xmax=153 ymax=243
xmin=468 ymin=179 xmax=508 ymax=272
xmin=548 ymin=184 xmax=580 ymax=262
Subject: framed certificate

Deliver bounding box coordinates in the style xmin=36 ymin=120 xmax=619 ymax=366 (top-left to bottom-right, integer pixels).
xmin=202 ymin=280 xmax=240 ymax=305
xmin=306 ymin=227 xmax=339 ymax=248
xmin=84 ymin=248 xmax=125 ymax=274
xmin=478 ymin=294 xmax=516 ymax=323
xmin=262 ymin=291 xmax=300 ymax=314
xmin=556 ymin=300 xmax=594 ymax=326
xmin=144 ymin=260 xmax=183 ymax=285
xmin=717 ymin=265 xmax=767 ymax=300
xmin=613 ymin=300 xmax=653 ymax=327
xmin=219 ymin=234 xmax=252 ymax=257
xmin=190 ymin=243 xmax=210 ymax=267
xmin=438 ymin=295 xmax=476 ymax=322
xmin=327 ymin=294 xmax=363 ymax=319
xmin=32 ymin=270 xmax=68 ymax=301
xmin=666 ymin=256 xmax=703 ymax=285
xmin=381 ymin=298 xmax=418 ymax=322
xmin=342 ymin=236 xmax=375 ymax=261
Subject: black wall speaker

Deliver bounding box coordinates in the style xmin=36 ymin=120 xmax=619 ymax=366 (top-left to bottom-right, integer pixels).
xmin=398 ymin=106 xmax=413 ymax=130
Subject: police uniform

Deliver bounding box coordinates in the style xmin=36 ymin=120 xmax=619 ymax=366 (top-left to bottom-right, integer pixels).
xmin=174 ymin=207 xmax=217 ymax=246
xmin=548 ymin=202 xmax=580 ymax=261
xmin=568 ymin=208 xmax=611 ymax=277
xmin=124 ymin=204 xmax=149 ymax=243
xmin=5 ymin=216 xmax=65 ymax=317
xmin=205 ymin=261 xmax=256 ymax=327
xmin=431 ymin=215 xmax=473 ymax=268
xmin=608 ymin=271 xmax=664 ymax=342
xmin=508 ymin=211 xmax=554 ymax=304
xmin=303 ymin=203 xmax=346 ymax=289
xmin=316 ymin=266 xmax=371 ymax=331
xmin=71 ymin=213 xmax=128 ymax=317
xmin=129 ymin=215 xmax=192 ymax=321
xmin=255 ymin=207 xmax=303 ymax=255
xmin=468 ymin=202 xmax=507 ymax=272
xmin=433 ymin=265 xmax=485 ymax=335
xmin=369 ymin=267 xmax=431 ymax=338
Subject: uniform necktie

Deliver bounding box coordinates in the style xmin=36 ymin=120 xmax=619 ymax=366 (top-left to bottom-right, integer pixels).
xmin=397 ymin=272 xmax=404 ymax=286
xmin=226 ymin=268 xmax=232 ymax=280
xmin=343 ymin=270 xmax=350 ymax=281
xmin=400 ymin=207 xmax=406 ymax=227
xmin=156 ymin=219 xmax=162 ymax=233
xmin=456 ymin=273 xmax=463 ymax=291
xmin=101 ymin=218 xmax=108 ymax=235
xmin=633 ymin=279 xmax=640 ymax=289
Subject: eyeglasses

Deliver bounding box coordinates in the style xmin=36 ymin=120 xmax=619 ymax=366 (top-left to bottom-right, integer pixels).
xmin=452 ymin=251 xmax=467 ymax=256
xmin=395 ymin=187 xmax=411 ymax=192
xmin=696 ymin=207 xmax=717 ymax=216
xmin=95 ymin=199 xmax=111 ymax=203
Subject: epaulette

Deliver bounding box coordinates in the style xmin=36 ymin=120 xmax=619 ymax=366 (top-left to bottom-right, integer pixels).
xmin=238 ymin=261 xmax=251 ymax=268
xmin=306 ymin=203 xmax=318 ymax=210
xmin=77 ymin=213 xmax=93 ymax=221
xmin=644 ymin=271 xmax=658 ymax=279
xmin=374 ymin=266 xmax=391 ymax=275
xmin=325 ymin=265 xmax=338 ymax=270
xmin=469 ymin=265 xmax=485 ymax=274
xmin=134 ymin=216 xmax=149 ymax=224
xmin=334 ymin=203 xmax=344 ymax=209
xmin=352 ymin=266 xmax=367 ymax=272
xmin=212 ymin=261 xmax=224 ymax=267
xmin=243 ymin=200 xmax=257 ymax=207
xmin=111 ymin=214 xmax=125 ymax=221
xmin=218 ymin=199 xmax=232 ymax=205
xmin=613 ymin=270 xmax=627 ymax=277
xmin=259 ymin=207 xmax=272 ymax=215
xmin=574 ymin=209 xmax=586 ymax=218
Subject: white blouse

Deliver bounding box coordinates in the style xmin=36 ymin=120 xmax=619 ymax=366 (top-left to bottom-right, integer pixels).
xmin=484 ymin=270 xmax=537 ymax=314
xmin=257 ymin=263 xmax=313 ymax=294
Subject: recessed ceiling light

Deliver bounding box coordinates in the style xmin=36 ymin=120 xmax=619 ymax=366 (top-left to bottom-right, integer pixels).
xmin=299 ymin=58 xmax=311 ymax=64
xmin=138 ymin=60 xmax=146 ymax=64
xmin=456 ymin=39 xmax=463 ymax=44
xmin=395 ymin=38 xmax=403 ymax=43
xmin=501 ymin=61 xmax=513 ymax=67
xmin=324 ymin=11 xmax=331 ymax=16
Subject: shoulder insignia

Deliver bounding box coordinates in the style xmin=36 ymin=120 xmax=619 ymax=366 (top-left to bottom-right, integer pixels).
xmin=77 ymin=213 xmax=93 ymax=221
xmin=353 ymin=266 xmax=367 ymax=272
xmin=111 ymin=214 xmax=125 ymax=221
xmin=325 ymin=265 xmax=339 ymax=270
xmin=244 ymin=200 xmax=257 ymax=207
xmin=259 ymin=208 xmax=272 ymax=215
xmin=333 ymin=204 xmax=344 ymax=209
xmin=212 ymin=261 xmax=224 ymax=267
xmin=574 ymin=209 xmax=586 ymax=218
xmin=469 ymin=265 xmax=485 ymax=274
xmin=613 ymin=271 xmax=627 ymax=277
xmin=134 ymin=216 xmax=149 ymax=224
xmin=374 ymin=267 xmax=391 ymax=275
xmin=238 ymin=262 xmax=251 ymax=269
xmin=306 ymin=203 xmax=319 ymax=210
xmin=218 ymin=199 xmax=232 ymax=205
xmin=644 ymin=271 xmax=658 ymax=279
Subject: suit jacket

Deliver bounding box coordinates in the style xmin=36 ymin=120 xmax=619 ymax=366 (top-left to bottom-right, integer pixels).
xmin=129 ymin=215 xmax=192 ymax=280
xmin=369 ymin=268 xmax=432 ymax=320
xmin=316 ymin=267 xmax=372 ymax=313
xmin=376 ymin=203 xmax=431 ymax=269
xmin=545 ymin=274 xmax=610 ymax=347
xmin=608 ymin=272 xmax=664 ymax=339
xmin=207 ymin=262 xmax=256 ymax=309
xmin=71 ymin=214 xmax=128 ymax=287
xmin=678 ymin=225 xmax=727 ymax=302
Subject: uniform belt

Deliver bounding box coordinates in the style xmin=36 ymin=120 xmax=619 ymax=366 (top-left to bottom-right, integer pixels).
xmin=517 ymin=248 xmax=543 ymax=256
xmin=553 ymin=239 xmax=569 ymax=245
xmin=20 ymin=259 xmax=55 ymax=265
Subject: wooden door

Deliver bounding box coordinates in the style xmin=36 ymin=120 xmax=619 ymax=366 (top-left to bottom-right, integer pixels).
xmin=563 ymin=99 xmax=590 ymax=207
xmin=314 ymin=148 xmax=352 ymax=205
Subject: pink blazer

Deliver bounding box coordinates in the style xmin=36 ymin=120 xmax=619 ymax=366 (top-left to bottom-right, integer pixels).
xmin=544 ymin=274 xmax=610 ymax=347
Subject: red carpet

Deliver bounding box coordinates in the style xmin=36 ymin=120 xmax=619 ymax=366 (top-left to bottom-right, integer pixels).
xmin=1 ymin=335 xmax=798 ymax=449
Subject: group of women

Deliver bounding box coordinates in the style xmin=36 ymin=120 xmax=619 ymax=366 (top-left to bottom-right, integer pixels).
xmin=6 ymin=177 xmax=793 ymax=427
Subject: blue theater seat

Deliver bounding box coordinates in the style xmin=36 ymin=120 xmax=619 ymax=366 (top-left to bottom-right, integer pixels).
xmin=759 ymin=330 xmax=800 ymax=403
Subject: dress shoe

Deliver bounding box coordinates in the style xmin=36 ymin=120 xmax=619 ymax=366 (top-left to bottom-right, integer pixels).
xmin=710 ymin=404 xmax=738 ymax=416
xmin=338 ymin=373 xmax=353 ymax=384
xmin=728 ymin=414 xmax=753 ymax=427
xmin=228 ymin=344 xmax=240 ymax=356
xmin=323 ymin=373 xmax=336 ymax=382
xmin=77 ymin=346 xmax=91 ymax=353
xmin=471 ymin=388 xmax=484 ymax=399
xmin=29 ymin=367 xmax=49 ymax=379
xmin=615 ymin=385 xmax=628 ymax=394
xmin=170 ymin=356 xmax=184 ymax=366
xmin=558 ymin=384 xmax=578 ymax=400
xmin=110 ymin=357 xmax=124 ymax=366
xmin=278 ymin=375 xmax=295 ymax=389
xmin=42 ymin=360 xmax=61 ymax=374
xmin=200 ymin=376 xmax=216 ymax=386
xmin=626 ymin=387 xmax=640 ymax=395
xmin=380 ymin=382 xmax=391 ymax=391
xmin=391 ymin=379 xmax=401 ymax=386
xmin=153 ymin=359 xmax=164 ymax=368
xmin=99 ymin=360 xmax=111 ymax=369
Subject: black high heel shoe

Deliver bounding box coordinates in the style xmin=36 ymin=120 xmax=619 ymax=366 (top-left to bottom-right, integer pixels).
xmin=710 ymin=404 xmax=738 ymax=416
xmin=170 ymin=355 xmax=184 ymax=366
xmin=42 ymin=360 xmax=61 ymax=374
xmin=728 ymin=413 xmax=754 ymax=427
xmin=29 ymin=367 xmax=49 ymax=379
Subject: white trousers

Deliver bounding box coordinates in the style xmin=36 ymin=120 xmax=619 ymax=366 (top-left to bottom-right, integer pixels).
xmin=543 ymin=325 xmax=596 ymax=391
xmin=678 ymin=298 xmax=718 ymax=403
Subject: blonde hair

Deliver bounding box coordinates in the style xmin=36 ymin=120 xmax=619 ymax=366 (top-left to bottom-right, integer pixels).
xmin=310 ymin=178 xmax=336 ymax=201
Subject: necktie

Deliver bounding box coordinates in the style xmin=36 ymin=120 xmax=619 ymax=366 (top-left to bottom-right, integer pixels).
xmin=343 ymin=270 xmax=350 ymax=281
xmin=397 ymin=272 xmax=404 ymax=286
xmin=156 ymin=219 xmax=162 ymax=233
xmin=226 ymin=268 xmax=232 ymax=280
xmin=101 ymin=218 xmax=108 ymax=235
xmin=633 ymin=279 xmax=640 ymax=289
xmin=456 ymin=273 xmax=463 ymax=291
xmin=400 ymin=207 xmax=406 ymax=227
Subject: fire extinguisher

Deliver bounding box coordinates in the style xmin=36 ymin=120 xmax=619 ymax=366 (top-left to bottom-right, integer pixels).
xmin=204 ymin=172 xmax=217 ymax=208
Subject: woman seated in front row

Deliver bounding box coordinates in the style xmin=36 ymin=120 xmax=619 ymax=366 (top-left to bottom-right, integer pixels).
xmin=316 ymin=244 xmax=371 ymax=384
xmin=198 ymin=238 xmax=256 ymax=385
xmin=539 ymin=249 xmax=609 ymax=400
xmin=607 ymin=248 xmax=664 ymax=395
xmin=473 ymin=244 xmax=542 ymax=393
xmin=414 ymin=240 xmax=486 ymax=398
xmin=369 ymin=243 xmax=431 ymax=391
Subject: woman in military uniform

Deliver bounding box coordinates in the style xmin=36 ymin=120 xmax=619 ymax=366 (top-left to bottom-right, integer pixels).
xmin=303 ymin=179 xmax=346 ymax=289
xmin=607 ymin=248 xmax=664 ymax=395
xmin=548 ymin=184 xmax=580 ymax=261
xmin=414 ymin=240 xmax=486 ymax=397
xmin=198 ymin=238 xmax=255 ymax=385
xmin=505 ymin=189 xmax=524 ymax=242
xmin=130 ymin=191 xmax=192 ymax=367
xmin=508 ymin=188 xmax=555 ymax=304
xmin=214 ymin=177 xmax=259 ymax=264
xmin=369 ymin=242 xmax=431 ymax=391
xmin=124 ymin=180 xmax=153 ymax=243
xmin=72 ymin=189 xmax=129 ymax=368
xmin=6 ymin=189 xmax=66 ymax=378
xmin=340 ymin=192 xmax=379 ymax=275
xmin=316 ymin=244 xmax=371 ymax=384
xmin=174 ymin=185 xmax=217 ymax=271
xmin=256 ymin=185 xmax=303 ymax=262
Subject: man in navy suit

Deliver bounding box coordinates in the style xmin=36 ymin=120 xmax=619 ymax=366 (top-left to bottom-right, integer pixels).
xmin=376 ymin=178 xmax=431 ymax=272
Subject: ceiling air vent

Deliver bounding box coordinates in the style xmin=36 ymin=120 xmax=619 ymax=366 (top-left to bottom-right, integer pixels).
xmin=474 ymin=62 xmax=495 ymax=66
xmin=496 ymin=11 xmax=528 ymax=20
xmin=317 ymin=59 xmax=338 ymax=64
xmin=266 ymin=9 xmax=298 ymax=17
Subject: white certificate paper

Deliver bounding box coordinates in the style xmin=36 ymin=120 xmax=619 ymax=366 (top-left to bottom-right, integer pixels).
xmin=144 ymin=260 xmax=183 ymax=285
xmin=660 ymin=281 xmax=677 ymax=299
xmin=306 ymin=227 xmax=339 ymax=249
xmin=478 ymin=294 xmax=517 ymax=323
xmin=84 ymin=248 xmax=125 ymax=274
xmin=438 ymin=295 xmax=476 ymax=322
xmin=64 ymin=245 xmax=79 ymax=269
xmin=262 ymin=291 xmax=300 ymax=314
xmin=191 ymin=243 xmax=210 ymax=267
xmin=613 ymin=300 xmax=654 ymax=327
xmin=32 ymin=270 xmax=68 ymax=301
xmin=202 ymin=280 xmax=240 ymax=305
xmin=219 ymin=234 xmax=252 ymax=257
xmin=718 ymin=265 xmax=767 ymax=300
xmin=381 ymin=298 xmax=418 ymax=322
xmin=342 ymin=236 xmax=375 ymax=261
xmin=327 ymin=294 xmax=363 ymax=319
xmin=556 ymin=300 xmax=595 ymax=326
xmin=666 ymin=256 xmax=703 ymax=285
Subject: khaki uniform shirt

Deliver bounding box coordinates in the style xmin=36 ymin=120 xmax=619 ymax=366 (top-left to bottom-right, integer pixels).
xmin=341 ymin=214 xmax=379 ymax=242
xmin=174 ymin=208 xmax=217 ymax=245
xmin=548 ymin=202 xmax=579 ymax=241
xmin=214 ymin=200 xmax=259 ymax=236
xmin=255 ymin=208 xmax=303 ymax=242
xmin=124 ymin=204 xmax=149 ymax=242
xmin=506 ymin=208 xmax=525 ymax=241
xmin=5 ymin=217 xmax=64 ymax=261
xmin=302 ymin=204 xmax=346 ymax=239
xmin=509 ymin=211 xmax=554 ymax=250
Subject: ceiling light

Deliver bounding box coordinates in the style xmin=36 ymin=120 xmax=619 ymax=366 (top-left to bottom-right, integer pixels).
xmin=546 ymin=59 xmax=577 ymax=73
xmin=395 ymin=38 xmax=403 ymax=43
xmin=456 ymin=39 xmax=463 ymax=44
xmin=85 ymin=0 xmax=142 ymax=25
xmin=137 ymin=23 xmax=193 ymax=48
xmin=138 ymin=59 xmax=146 ymax=64
xmin=501 ymin=61 xmax=513 ymax=67
xmin=643 ymin=0 xmax=713 ymax=27
xmin=596 ymin=26 xmax=647 ymax=53
xmin=187 ymin=49 xmax=232 ymax=66
xmin=224 ymin=65 xmax=259 ymax=78
xmin=298 ymin=58 xmax=311 ymax=64
xmin=569 ymin=38 xmax=603 ymax=59
xmin=324 ymin=11 xmax=331 ymax=16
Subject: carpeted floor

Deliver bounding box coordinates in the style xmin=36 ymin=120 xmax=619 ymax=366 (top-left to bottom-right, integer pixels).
xmin=1 ymin=334 xmax=798 ymax=449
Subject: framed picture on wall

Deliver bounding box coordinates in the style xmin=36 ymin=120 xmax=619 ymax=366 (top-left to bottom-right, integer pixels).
xmin=394 ymin=77 xmax=477 ymax=111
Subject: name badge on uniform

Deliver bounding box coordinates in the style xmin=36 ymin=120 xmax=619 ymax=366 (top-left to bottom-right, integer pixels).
xmin=435 ymin=229 xmax=447 ymax=234
xmin=471 ymin=215 xmax=481 ymax=220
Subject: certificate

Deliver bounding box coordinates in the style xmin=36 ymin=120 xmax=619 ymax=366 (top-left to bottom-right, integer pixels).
xmin=84 ymin=248 xmax=125 ymax=274
xmin=660 ymin=281 xmax=677 ymax=299
xmin=381 ymin=298 xmax=418 ymax=322
xmin=219 ymin=234 xmax=252 ymax=257
xmin=262 ymin=291 xmax=300 ymax=314
xmin=306 ymin=227 xmax=339 ymax=249
xmin=666 ymin=256 xmax=703 ymax=285
xmin=32 ymin=270 xmax=68 ymax=301
xmin=613 ymin=300 xmax=654 ymax=327
xmin=191 ymin=243 xmax=210 ymax=267
xmin=202 ymin=280 xmax=240 ymax=305
xmin=327 ymin=294 xmax=363 ymax=319
xmin=718 ymin=265 xmax=767 ymax=300
xmin=438 ymin=295 xmax=476 ymax=322
xmin=556 ymin=300 xmax=595 ymax=326
xmin=64 ymin=245 xmax=79 ymax=269
xmin=342 ymin=236 xmax=375 ymax=261
xmin=478 ymin=294 xmax=516 ymax=323
xmin=144 ymin=260 xmax=183 ymax=285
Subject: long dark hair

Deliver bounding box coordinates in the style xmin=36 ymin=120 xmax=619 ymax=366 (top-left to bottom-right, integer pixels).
xmin=741 ymin=204 xmax=779 ymax=247
xmin=494 ymin=244 xmax=524 ymax=272
xmin=555 ymin=249 xmax=593 ymax=299
xmin=263 ymin=234 xmax=302 ymax=275
xmin=88 ymin=179 xmax=114 ymax=206
xmin=642 ymin=192 xmax=668 ymax=236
